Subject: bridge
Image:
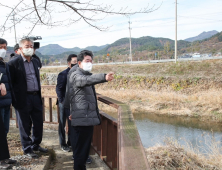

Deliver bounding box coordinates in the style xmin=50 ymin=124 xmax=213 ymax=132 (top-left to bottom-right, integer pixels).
xmin=10 ymin=85 xmax=150 ymax=170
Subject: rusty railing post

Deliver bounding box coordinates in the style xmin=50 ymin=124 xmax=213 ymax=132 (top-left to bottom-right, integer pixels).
xmin=42 ymin=97 xmax=45 ymax=121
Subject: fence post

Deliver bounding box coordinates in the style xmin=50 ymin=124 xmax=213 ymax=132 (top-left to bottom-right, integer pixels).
xmin=49 ymin=98 xmax=52 ymax=122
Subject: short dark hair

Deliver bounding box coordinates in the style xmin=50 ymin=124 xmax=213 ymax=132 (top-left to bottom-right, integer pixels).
xmin=14 ymin=43 xmax=19 ymax=51
xmin=0 ymin=38 xmax=7 ymax=45
xmin=67 ymin=54 xmax=77 ymax=63
xmin=77 ymin=50 xmax=93 ymax=62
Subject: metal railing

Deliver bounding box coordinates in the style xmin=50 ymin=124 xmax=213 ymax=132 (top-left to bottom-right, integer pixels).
xmin=91 ymin=110 xmax=118 ymax=169
xmin=10 ymin=85 xmax=149 ymax=170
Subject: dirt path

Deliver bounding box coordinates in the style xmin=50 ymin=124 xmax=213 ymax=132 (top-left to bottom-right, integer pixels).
xmin=41 ymin=129 xmax=109 ymax=170
xmin=9 ymin=126 xmax=109 ymax=170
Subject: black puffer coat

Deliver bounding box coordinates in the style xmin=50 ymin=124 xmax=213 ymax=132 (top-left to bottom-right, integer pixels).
xmin=0 ymin=60 xmax=14 ymax=107
xmin=69 ymin=67 xmax=107 ymax=126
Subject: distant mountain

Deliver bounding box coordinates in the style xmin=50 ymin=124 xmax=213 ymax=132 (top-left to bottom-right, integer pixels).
xmin=37 ymin=44 xmax=109 ymax=55
xmin=37 ymin=44 xmax=73 ymax=55
xmin=183 ymin=31 xmax=222 ymax=54
xmin=184 ymin=30 xmax=219 ymax=42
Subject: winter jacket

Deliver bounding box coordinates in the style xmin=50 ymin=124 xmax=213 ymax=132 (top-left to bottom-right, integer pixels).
xmin=8 ymin=55 xmax=41 ymax=109
xmin=56 ymin=67 xmax=70 ymax=104
xmin=32 ymin=54 xmax=42 ymax=68
xmin=69 ymin=67 xmax=107 ymax=126
xmin=0 ymin=59 xmax=13 ymax=107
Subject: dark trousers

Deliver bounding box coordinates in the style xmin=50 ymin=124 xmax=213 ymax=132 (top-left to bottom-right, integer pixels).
xmin=58 ymin=102 xmax=71 ymax=146
xmin=16 ymin=94 xmax=43 ymax=153
xmin=72 ymin=126 xmax=94 ymax=170
xmin=0 ymin=105 xmax=10 ymax=135
xmin=0 ymin=113 xmax=10 ymax=160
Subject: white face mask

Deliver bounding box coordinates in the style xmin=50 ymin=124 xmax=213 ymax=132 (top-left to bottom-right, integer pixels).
xmin=22 ymin=48 xmax=34 ymax=57
xmin=0 ymin=49 xmax=6 ymax=58
xmin=82 ymin=62 xmax=92 ymax=72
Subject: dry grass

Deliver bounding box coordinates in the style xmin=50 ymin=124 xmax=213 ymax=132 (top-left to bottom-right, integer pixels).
xmin=96 ymin=88 xmax=222 ymax=122
xmin=146 ymin=136 xmax=222 ymax=170
xmin=40 ymin=84 xmax=222 ymax=122
xmin=146 ymin=134 xmax=222 ymax=170
xmin=41 ymin=59 xmax=222 ymax=79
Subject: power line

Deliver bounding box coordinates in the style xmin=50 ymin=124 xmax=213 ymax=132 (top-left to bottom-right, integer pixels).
xmin=9 ymin=12 xmax=18 ymax=44
xmin=178 ymin=15 xmax=222 ymax=22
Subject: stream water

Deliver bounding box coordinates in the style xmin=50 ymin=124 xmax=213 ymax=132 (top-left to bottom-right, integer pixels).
xmin=134 ymin=113 xmax=222 ymax=154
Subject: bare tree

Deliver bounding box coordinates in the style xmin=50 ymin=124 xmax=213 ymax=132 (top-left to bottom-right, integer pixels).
xmin=0 ymin=0 xmax=159 ymax=36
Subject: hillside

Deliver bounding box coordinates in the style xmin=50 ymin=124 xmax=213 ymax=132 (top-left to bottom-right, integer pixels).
xmin=96 ymin=36 xmax=190 ymax=55
xmin=5 ymin=31 xmax=222 ymax=64
xmin=184 ymin=31 xmax=222 ymax=54
xmin=184 ymin=30 xmax=218 ymax=42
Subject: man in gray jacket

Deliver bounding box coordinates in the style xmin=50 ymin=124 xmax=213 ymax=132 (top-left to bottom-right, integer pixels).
xmin=69 ymin=50 xmax=114 ymax=170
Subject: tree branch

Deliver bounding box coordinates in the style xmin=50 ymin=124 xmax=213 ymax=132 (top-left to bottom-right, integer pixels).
xmin=33 ymin=0 xmax=47 ymax=25
xmin=0 ymin=0 xmax=160 ymax=35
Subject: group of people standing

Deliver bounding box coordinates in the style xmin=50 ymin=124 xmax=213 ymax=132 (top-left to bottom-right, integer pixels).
xmin=0 ymin=37 xmax=114 ymax=170
xmin=0 ymin=37 xmax=47 ymax=169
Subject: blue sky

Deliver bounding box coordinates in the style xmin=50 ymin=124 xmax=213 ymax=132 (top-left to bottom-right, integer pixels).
xmin=0 ymin=0 xmax=222 ymax=48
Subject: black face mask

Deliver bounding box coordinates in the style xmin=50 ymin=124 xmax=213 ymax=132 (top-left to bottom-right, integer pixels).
xmin=71 ymin=63 xmax=77 ymax=67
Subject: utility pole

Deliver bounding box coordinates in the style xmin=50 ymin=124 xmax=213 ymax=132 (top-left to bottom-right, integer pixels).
xmin=175 ymin=0 xmax=177 ymax=63
xmin=10 ymin=13 xmax=18 ymax=44
xmin=128 ymin=18 xmax=132 ymax=63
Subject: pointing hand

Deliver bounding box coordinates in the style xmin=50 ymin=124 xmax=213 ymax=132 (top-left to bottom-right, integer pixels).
xmin=106 ymin=72 xmax=114 ymax=81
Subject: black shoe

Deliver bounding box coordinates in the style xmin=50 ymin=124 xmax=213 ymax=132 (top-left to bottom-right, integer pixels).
xmin=61 ymin=145 xmax=71 ymax=152
xmin=0 ymin=162 xmax=12 ymax=169
xmin=24 ymin=151 xmax=39 ymax=158
xmin=3 ymin=159 xmax=17 ymax=164
xmin=33 ymin=146 xmax=48 ymax=153
xmin=86 ymin=156 xmax=92 ymax=164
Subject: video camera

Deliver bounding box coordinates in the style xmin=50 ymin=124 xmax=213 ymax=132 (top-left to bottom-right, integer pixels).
xmin=23 ymin=36 xmax=42 ymax=50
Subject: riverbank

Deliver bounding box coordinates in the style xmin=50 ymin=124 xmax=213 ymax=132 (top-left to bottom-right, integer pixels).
xmin=96 ymin=88 xmax=222 ymax=122
xmin=41 ymin=60 xmax=222 ymax=122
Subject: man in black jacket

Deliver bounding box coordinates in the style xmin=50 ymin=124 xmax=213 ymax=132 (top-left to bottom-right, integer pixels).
xmin=69 ymin=50 xmax=114 ymax=170
xmin=8 ymin=38 xmax=48 ymax=158
xmin=56 ymin=54 xmax=77 ymax=152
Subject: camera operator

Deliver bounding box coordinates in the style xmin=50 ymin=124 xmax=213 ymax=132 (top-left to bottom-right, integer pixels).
xmin=10 ymin=44 xmax=21 ymax=60
xmin=32 ymin=49 xmax=42 ymax=68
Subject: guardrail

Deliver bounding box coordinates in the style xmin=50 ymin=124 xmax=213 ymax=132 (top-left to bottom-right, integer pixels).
xmin=96 ymin=93 xmax=150 ymax=170
xmin=42 ymin=56 xmax=222 ymax=68
xmin=10 ymin=85 xmax=149 ymax=170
